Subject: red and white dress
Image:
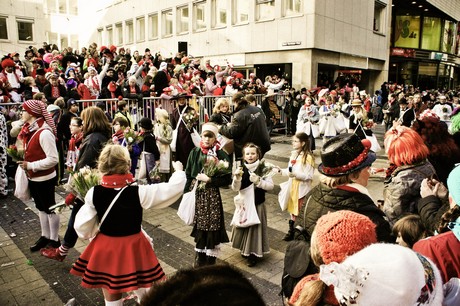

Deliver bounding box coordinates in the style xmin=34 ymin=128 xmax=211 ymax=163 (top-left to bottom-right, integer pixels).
xmin=70 ymin=171 xmax=186 ymax=294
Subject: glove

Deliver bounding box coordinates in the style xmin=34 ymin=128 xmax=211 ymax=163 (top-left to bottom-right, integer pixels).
xmin=196 ymin=173 xmax=210 ymax=183
xmin=172 ymin=161 xmax=183 ymax=171
xmin=65 ymin=193 xmax=76 ymax=206
xmin=249 ymin=173 xmax=261 ymax=185
xmin=420 ymin=178 xmax=436 ymax=198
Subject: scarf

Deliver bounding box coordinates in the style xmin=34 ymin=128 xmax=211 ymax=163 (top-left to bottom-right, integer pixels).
xmin=18 ymin=117 xmax=46 ymax=146
xmin=112 ymin=130 xmax=124 ymax=143
xmin=69 ymin=132 xmax=83 ymax=151
xmin=200 ymin=140 xmax=220 ymax=155
xmin=101 ymin=173 xmax=135 ymax=188
xmin=51 ymin=85 xmax=60 ymax=98
xmin=244 ymin=160 xmax=260 ymax=172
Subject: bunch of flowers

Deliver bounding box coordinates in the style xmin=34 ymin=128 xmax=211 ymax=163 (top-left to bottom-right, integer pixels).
xmin=199 ymin=157 xmax=231 ymax=190
xmin=6 ymin=145 xmax=23 ymax=161
xmin=253 ymin=159 xmax=277 ymax=178
xmin=123 ymin=128 xmax=143 ymax=146
xmin=364 ymin=119 xmax=376 ymax=129
xmin=65 ymin=166 xmax=101 ymax=201
xmin=183 ymin=109 xmax=199 ymax=131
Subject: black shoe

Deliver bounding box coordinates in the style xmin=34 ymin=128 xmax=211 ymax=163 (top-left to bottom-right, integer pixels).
xmin=194 ymin=252 xmax=207 ymax=268
xmin=247 ymin=255 xmax=257 ymax=267
xmin=47 ymin=240 xmax=61 ymax=249
xmin=283 ymin=231 xmax=294 ymax=241
xmin=30 ymin=236 xmax=50 ymax=252
xmin=207 ymin=256 xmax=217 ymax=265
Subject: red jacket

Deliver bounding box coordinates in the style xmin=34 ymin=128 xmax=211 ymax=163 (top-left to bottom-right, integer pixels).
xmin=413 ymin=231 xmax=460 ymax=283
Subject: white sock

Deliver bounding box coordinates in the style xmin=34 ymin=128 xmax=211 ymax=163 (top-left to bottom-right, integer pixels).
xmin=104 ymin=299 xmax=123 ymax=306
xmin=134 ymin=287 xmax=149 ymax=303
xmin=47 ymin=213 xmax=60 ymax=241
xmin=38 ymin=211 xmax=50 ymax=238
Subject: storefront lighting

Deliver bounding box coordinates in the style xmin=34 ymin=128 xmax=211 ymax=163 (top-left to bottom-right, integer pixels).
xmin=418 ymin=5 xmax=423 ymax=8
xmin=411 ymin=1 xmax=416 ymax=4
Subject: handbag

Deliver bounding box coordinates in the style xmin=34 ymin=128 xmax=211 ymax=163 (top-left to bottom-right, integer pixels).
xmin=74 ymin=187 xmax=127 ymax=240
xmin=278 ymin=180 xmax=291 ymax=211
xmin=177 ymin=180 xmax=198 ymax=225
xmin=230 ymin=184 xmax=261 ymax=228
xmin=137 ymin=139 xmax=157 ymax=181
xmin=14 ymin=167 xmax=30 ymax=201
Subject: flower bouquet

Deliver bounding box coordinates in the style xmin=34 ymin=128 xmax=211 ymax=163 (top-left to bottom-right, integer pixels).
xmin=65 ymin=166 xmax=102 ymax=202
xmin=183 ymin=109 xmax=199 ymax=131
xmin=6 ymin=145 xmax=24 ymax=161
xmin=123 ymin=128 xmax=143 ymax=146
xmin=253 ymin=159 xmax=277 ymax=179
xmin=199 ymin=157 xmax=231 ymax=190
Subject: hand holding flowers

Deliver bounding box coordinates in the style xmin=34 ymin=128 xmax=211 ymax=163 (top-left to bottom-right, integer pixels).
xmin=6 ymin=145 xmax=24 ymax=162
xmin=198 ymin=157 xmax=231 ymax=190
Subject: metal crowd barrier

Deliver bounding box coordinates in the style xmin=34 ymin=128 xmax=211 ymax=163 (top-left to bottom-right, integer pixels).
xmin=1 ymin=93 xmax=288 ymax=134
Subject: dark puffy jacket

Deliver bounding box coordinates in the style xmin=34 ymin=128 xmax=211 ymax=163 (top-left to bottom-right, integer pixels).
xmin=417 ymin=195 xmax=449 ymax=234
xmin=219 ymin=104 xmax=271 ymax=159
xmin=295 ymin=183 xmax=393 ymax=243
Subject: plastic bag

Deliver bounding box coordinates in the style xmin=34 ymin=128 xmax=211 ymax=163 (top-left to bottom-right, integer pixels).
xmin=278 ymin=180 xmax=291 ymax=211
xmin=14 ymin=167 xmax=30 ymax=201
xmin=230 ymin=184 xmax=260 ymax=228
xmin=170 ymin=128 xmax=178 ymax=152
xmin=177 ymin=181 xmax=198 ymax=225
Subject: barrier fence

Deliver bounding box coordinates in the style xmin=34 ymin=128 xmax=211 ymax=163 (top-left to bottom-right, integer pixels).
xmin=1 ymin=93 xmax=289 ymax=134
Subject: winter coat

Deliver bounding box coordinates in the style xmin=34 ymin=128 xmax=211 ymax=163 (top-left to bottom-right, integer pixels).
xmin=383 ymin=160 xmax=436 ymax=225
xmin=294 ymin=183 xmax=393 ymax=243
xmin=417 ymin=195 xmax=450 ymax=234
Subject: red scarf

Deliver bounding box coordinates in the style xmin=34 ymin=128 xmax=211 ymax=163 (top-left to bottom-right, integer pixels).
xmin=112 ymin=130 xmax=124 ymax=143
xmin=199 ymin=140 xmax=220 ymax=155
xmin=18 ymin=117 xmax=45 ymax=146
xmin=51 ymin=85 xmax=60 ymax=98
xmin=101 ymin=174 xmax=135 ymax=188
xmin=69 ymin=132 xmax=83 ymax=151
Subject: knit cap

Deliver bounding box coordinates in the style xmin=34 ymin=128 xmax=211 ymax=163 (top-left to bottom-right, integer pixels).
xmin=23 ymin=99 xmax=57 ymax=136
xmin=315 ymin=210 xmax=377 ymax=264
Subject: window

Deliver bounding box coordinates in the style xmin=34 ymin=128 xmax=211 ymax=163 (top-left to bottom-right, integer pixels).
xmin=149 ymin=13 xmax=158 ymax=39
xmin=17 ymin=19 xmax=33 ymax=41
xmin=162 ymin=9 xmax=173 ymax=37
xmin=442 ymin=20 xmax=456 ymax=54
xmin=0 ymin=17 xmax=7 ymax=40
xmin=193 ymin=1 xmax=206 ymax=31
xmin=58 ymin=0 xmax=66 ymax=14
xmin=256 ymin=0 xmax=275 ymax=21
xmin=97 ymin=28 xmax=103 ymax=47
xmin=282 ymin=0 xmax=302 ymax=17
xmin=177 ymin=5 xmax=189 ymax=34
xmin=212 ymin=0 xmax=227 ymax=28
xmin=70 ymin=35 xmax=78 ymax=50
xmin=125 ymin=19 xmax=133 ymax=43
xmin=232 ymin=0 xmax=249 ymax=25
xmin=421 ymin=17 xmax=441 ymax=51
xmin=373 ymin=1 xmax=386 ymax=33
xmin=137 ymin=17 xmax=145 ymax=42
xmin=106 ymin=25 xmax=113 ymax=45
xmin=69 ymin=1 xmax=78 ymax=15
xmin=394 ymin=15 xmax=420 ymax=49
xmin=60 ymin=35 xmax=68 ymax=49
xmin=46 ymin=0 xmax=57 ymax=14
xmin=116 ymin=23 xmax=123 ymax=45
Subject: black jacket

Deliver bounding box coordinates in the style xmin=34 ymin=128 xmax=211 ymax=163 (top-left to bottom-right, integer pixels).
xmin=295 ymin=183 xmax=393 ymax=243
xmin=417 ymin=195 xmax=449 ymax=234
xmin=219 ymin=104 xmax=270 ymax=159
xmin=76 ymin=132 xmax=109 ymax=171
xmin=43 ymin=83 xmax=67 ymax=104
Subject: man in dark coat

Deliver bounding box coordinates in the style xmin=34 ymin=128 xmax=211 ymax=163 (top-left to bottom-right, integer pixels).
xmin=43 ymin=72 xmax=67 ymax=104
xmin=220 ymin=92 xmax=271 ymax=159
xmin=153 ymin=61 xmax=169 ymax=96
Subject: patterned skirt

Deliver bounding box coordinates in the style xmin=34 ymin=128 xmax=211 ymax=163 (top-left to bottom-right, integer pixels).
xmin=70 ymin=232 xmax=165 ymax=294
xmin=191 ymin=186 xmax=229 ymax=250
xmin=231 ymin=202 xmax=270 ymax=257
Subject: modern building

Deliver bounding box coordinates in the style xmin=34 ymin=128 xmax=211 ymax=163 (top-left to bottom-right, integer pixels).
xmin=390 ymin=0 xmax=460 ymax=89
xmin=2 ymin=0 xmax=460 ymax=91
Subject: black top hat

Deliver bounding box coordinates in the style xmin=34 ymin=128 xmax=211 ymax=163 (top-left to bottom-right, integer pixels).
xmin=318 ymin=133 xmax=376 ymax=177
xmin=139 ymin=117 xmax=153 ymax=130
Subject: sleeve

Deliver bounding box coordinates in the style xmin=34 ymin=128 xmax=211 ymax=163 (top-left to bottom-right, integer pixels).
xmin=184 ymin=149 xmax=196 ymax=192
xmin=74 ymin=188 xmax=99 ymax=240
xmin=231 ymin=176 xmax=242 ymax=191
xmin=219 ymin=113 xmax=246 ymax=139
xmin=294 ymin=161 xmax=314 ymax=181
xmin=417 ymin=195 xmax=449 ymax=233
xmin=256 ymin=176 xmax=274 ymax=191
xmin=139 ymin=170 xmax=186 ymax=209
xmin=28 ymin=130 xmax=59 ymax=172
xmin=382 ymin=177 xmax=408 ymax=225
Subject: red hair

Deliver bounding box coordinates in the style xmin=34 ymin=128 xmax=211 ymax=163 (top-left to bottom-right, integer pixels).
xmin=384 ymin=126 xmax=429 ymax=167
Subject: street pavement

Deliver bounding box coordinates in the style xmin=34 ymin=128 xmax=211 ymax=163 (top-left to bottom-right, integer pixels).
xmin=0 ymin=125 xmax=389 ymax=306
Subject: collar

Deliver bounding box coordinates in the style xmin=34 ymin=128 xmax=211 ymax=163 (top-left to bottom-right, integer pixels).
xmin=101 ymin=173 xmax=135 ymax=188
xmin=338 ymin=183 xmax=374 ymax=202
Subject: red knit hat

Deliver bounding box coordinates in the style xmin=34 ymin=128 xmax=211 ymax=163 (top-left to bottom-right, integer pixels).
xmin=22 ymin=99 xmax=57 ymax=136
xmin=315 ymin=210 xmax=377 ymax=264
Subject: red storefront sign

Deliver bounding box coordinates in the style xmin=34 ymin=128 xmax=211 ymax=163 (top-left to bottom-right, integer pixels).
xmin=391 ymin=48 xmax=416 ymax=57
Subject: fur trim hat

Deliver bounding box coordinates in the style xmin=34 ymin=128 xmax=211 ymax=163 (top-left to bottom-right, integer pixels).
xmin=201 ymin=123 xmax=219 ymax=137
xmin=318 ymin=133 xmax=376 ymax=177
xmin=314 ymin=210 xmax=377 ymax=264
xmin=320 ymin=244 xmax=444 ymax=306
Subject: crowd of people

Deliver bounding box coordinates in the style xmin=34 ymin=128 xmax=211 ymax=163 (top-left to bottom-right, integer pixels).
xmin=0 ymin=42 xmax=460 ymax=305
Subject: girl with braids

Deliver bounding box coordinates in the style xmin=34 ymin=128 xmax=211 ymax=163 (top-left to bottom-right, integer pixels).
xmin=413 ymin=165 xmax=460 ymax=283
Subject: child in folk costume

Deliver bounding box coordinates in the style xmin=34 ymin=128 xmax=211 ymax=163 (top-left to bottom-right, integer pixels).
xmin=71 ymin=144 xmax=186 ymax=306
xmin=112 ymin=117 xmax=141 ymax=176
xmin=137 ymin=117 xmax=160 ymax=183
xmin=277 ymin=132 xmax=315 ymax=241
xmin=184 ymin=123 xmax=232 ymax=267
xmin=231 ymin=143 xmax=274 ymax=267
xmin=65 ymin=117 xmax=83 ymax=171
xmin=296 ymin=97 xmax=319 ymax=151
xmin=318 ymin=95 xmax=340 ymax=142
xmin=153 ymin=108 xmax=173 ymax=182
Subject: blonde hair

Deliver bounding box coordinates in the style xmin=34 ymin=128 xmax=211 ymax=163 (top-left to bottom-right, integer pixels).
xmin=213 ymin=98 xmax=230 ymax=114
xmin=319 ymin=171 xmax=361 ymax=188
xmin=23 ymin=76 xmax=35 ymax=86
xmin=54 ymin=97 xmax=65 ymax=109
xmin=98 ymin=144 xmax=130 ymax=175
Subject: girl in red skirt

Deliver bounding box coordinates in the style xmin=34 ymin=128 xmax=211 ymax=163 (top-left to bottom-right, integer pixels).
xmin=70 ymin=144 xmax=186 ymax=305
